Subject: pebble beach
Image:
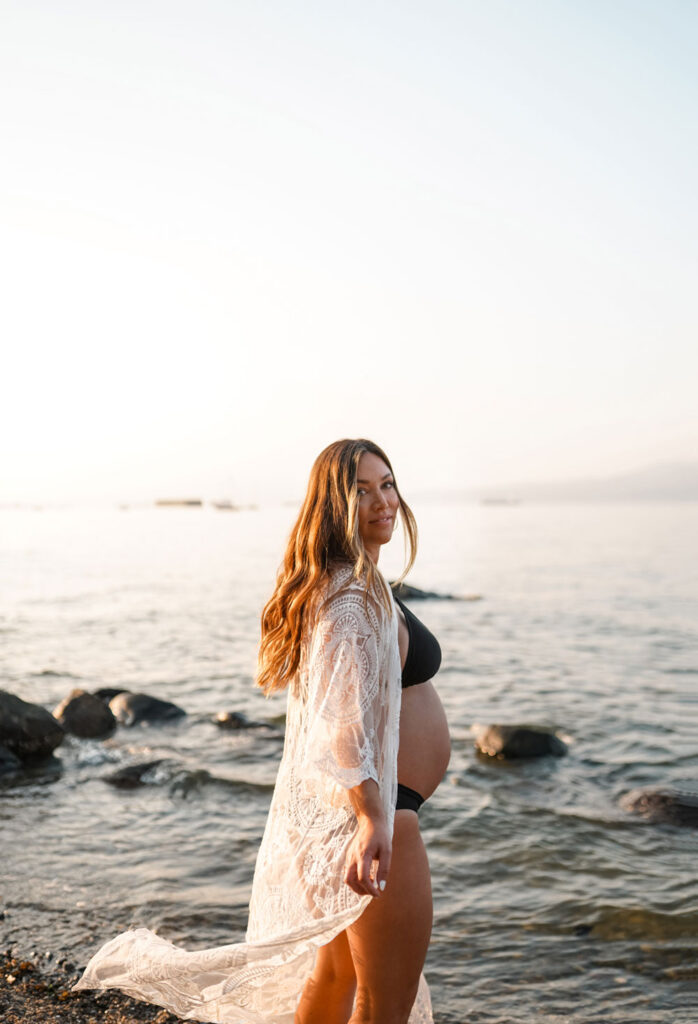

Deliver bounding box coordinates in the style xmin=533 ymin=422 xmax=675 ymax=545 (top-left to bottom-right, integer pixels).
xmin=0 ymin=948 xmax=184 ymax=1024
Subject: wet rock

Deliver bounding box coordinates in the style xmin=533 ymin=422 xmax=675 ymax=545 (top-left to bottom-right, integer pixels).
xmin=108 ymin=692 xmax=186 ymax=726
xmin=0 ymin=744 xmax=22 ymax=774
xmin=104 ymin=759 xmax=167 ymax=788
xmin=472 ymin=723 xmax=567 ymax=759
xmin=53 ymin=689 xmax=117 ymax=738
xmin=92 ymin=686 xmax=130 ymax=704
xmin=620 ymin=787 xmax=698 ymax=828
xmin=390 ymin=581 xmax=482 ymax=601
xmin=0 ymin=690 xmax=65 ymax=760
xmin=214 ymin=711 xmax=273 ymax=730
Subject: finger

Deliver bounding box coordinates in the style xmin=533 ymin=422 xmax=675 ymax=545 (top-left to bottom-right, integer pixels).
xmin=345 ymin=863 xmax=370 ymax=897
xmin=345 ymin=859 xmax=371 ymax=897
xmin=376 ymin=845 xmax=392 ymax=892
xmin=357 ymin=851 xmax=380 ymax=897
xmin=345 ymin=875 xmax=367 ymax=896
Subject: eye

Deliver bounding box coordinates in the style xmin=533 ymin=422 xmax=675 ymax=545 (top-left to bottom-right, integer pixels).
xmin=383 ymin=481 xmax=394 ymax=489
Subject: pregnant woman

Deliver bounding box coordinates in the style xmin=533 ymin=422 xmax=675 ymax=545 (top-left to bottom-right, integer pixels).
xmin=288 ymin=438 xmax=451 ymax=1024
xmin=74 ymin=437 xmax=450 ymax=1024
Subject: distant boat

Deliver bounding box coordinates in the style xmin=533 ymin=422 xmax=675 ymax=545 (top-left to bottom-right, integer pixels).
xmin=481 ymin=497 xmax=521 ymax=506
xmin=155 ymin=499 xmax=203 ymax=507
xmin=211 ymin=500 xmax=238 ymax=511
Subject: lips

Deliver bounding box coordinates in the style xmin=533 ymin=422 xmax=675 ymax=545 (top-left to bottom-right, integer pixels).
xmin=369 ymin=515 xmax=393 ymax=524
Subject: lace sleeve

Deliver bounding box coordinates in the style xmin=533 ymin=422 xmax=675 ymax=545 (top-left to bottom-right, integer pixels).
xmin=302 ymin=587 xmax=383 ymax=790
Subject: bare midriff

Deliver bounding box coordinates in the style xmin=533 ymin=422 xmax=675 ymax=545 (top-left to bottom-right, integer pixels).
xmin=395 ymin=607 xmax=451 ymax=800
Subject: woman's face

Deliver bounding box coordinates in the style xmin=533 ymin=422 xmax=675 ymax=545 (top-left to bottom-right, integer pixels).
xmin=356 ymin=451 xmax=400 ymax=560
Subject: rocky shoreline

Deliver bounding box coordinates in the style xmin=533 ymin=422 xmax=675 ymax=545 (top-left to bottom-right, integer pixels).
xmin=3 ymin=681 xmax=698 ymax=826
xmin=0 ymin=948 xmax=186 ymax=1024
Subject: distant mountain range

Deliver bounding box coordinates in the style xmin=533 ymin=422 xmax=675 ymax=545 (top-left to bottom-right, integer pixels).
xmin=465 ymin=460 xmax=698 ymax=502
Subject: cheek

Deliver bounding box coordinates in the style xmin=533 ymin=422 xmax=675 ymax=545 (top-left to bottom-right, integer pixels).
xmin=357 ymin=503 xmax=370 ymax=532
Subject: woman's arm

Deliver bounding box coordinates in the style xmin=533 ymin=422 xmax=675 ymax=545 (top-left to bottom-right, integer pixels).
xmin=303 ymin=589 xmax=382 ymax=790
xmin=344 ymin=778 xmax=392 ymax=898
xmin=302 ymin=583 xmax=393 ymax=896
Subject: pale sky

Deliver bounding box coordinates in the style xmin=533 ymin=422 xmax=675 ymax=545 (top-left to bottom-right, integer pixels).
xmin=1 ymin=0 xmax=696 ymax=504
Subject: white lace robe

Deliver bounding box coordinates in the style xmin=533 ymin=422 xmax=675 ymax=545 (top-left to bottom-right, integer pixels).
xmin=73 ymin=566 xmax=433 ymax=1023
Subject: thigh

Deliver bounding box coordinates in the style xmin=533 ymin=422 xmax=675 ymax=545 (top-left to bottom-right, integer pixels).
xmin=295 ymin=928 xmax=356 ymax=1024
xmin=346 ymin=810 xmax=432 ymax=1021
xmin=312 ymin=927 xmax=355 ymax=983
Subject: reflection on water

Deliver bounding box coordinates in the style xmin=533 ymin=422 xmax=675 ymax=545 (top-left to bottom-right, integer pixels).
xmin=1 ymin=501 xmax=697 ymax=1022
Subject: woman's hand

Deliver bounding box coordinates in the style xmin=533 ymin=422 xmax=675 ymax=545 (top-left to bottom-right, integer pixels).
xmin=344 ymin=779 xmax=392 ymax=897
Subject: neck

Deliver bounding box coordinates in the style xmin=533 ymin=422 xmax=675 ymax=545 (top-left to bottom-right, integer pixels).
xmin=364 ymin=543 xmax=380 ymax=564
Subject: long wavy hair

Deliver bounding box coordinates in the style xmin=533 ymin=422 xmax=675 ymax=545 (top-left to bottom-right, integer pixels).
xmin=256 ymin=438 xmax=418 ymax=695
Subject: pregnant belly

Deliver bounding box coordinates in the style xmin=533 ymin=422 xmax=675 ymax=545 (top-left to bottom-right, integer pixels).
xmin=397 ymin=681 xmax=451 ymax=800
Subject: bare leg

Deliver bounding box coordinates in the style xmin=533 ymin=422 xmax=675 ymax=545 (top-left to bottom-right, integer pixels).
xmin=294 ymin=928 xmax=356 ymax=1024
xmin=347 ymin=810 xmax=432 ymax=1024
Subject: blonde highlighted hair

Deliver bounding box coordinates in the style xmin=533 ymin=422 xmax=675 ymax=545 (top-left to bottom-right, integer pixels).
xmin=256 ymin=438 xmax=418 ymax=695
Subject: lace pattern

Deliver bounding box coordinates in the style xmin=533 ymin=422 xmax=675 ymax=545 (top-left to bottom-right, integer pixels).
xmin=73 ymin=565 xmax=433 ymax=1023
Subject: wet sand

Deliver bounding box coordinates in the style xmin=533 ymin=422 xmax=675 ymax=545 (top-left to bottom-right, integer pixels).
xmin=0 ymin=949 xmax=186 ymax=1024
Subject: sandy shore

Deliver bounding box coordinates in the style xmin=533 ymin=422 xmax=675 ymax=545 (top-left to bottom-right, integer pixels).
xmin=0 ymin=948 xmax=188 ymax=1024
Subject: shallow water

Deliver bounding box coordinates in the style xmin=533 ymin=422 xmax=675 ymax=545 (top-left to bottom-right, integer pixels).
xmin=1 ymin=500 xmax=697 ymax=1022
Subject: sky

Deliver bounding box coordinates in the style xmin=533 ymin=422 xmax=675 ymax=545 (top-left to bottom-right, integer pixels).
xmin=1 ymin=0 xmax=696 ymax=504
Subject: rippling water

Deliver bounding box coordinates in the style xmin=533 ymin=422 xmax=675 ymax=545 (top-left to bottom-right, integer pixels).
xmin=1 ymin=500 xmax=697 ymax=1022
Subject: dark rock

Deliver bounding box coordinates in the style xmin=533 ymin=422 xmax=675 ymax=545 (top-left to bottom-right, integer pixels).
xmin=473 ymin=723 xmax=568 ymax=759
xmin=390 ymin=581 xmax=482 ymax=601
xmin=620 ymin=787 xmax=698 ymax=828
xmin=92 ymin=687 xmax=130 ymax=704
xmin=0 ymin=690 xmax=65 ymax=760
xmin=103 ymin=760 xmax=167 ymax=788
xmin=391 ymin=581 xmax=446 ymax=600
xmin=53 ymin=688 xmax=117 ymax=738
xmin=108 ymin=692 xmax=186 ymax=726
xmin=214 ymin=711 xmax=273 ymax=730
xmin=215 ymin=711 xmax=252 ymax=729
xmin=0 ymin=744 xmax=22 ymax=774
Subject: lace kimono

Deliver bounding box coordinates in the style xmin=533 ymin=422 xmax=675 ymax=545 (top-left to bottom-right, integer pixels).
xmin=73 ymin=565 xmax=433 ymax=1023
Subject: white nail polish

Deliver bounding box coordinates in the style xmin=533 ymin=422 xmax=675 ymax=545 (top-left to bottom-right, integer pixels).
xmin=379 ymin=880 xmax=386 ymax=892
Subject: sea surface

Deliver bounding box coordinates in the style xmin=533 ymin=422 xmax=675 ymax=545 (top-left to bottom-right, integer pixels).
xmin=1 ymin=500 xmax=697 ymax=1023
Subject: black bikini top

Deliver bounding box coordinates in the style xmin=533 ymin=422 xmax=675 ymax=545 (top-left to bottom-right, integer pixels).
xmin=394 ymin=594 xmax=442 ymax=689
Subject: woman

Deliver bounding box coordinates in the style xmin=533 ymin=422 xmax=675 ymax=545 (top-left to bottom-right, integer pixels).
xmin=73 ymin=438 xmax=449 ymax=1024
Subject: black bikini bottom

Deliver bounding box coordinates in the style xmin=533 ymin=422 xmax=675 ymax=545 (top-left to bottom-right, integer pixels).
xmin=396 ymin=782 xmax=425 ymax=813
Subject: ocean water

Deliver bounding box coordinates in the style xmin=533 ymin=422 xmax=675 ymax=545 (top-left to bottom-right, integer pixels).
xmin=1 ymin=500 xmax=697 ymax=1023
